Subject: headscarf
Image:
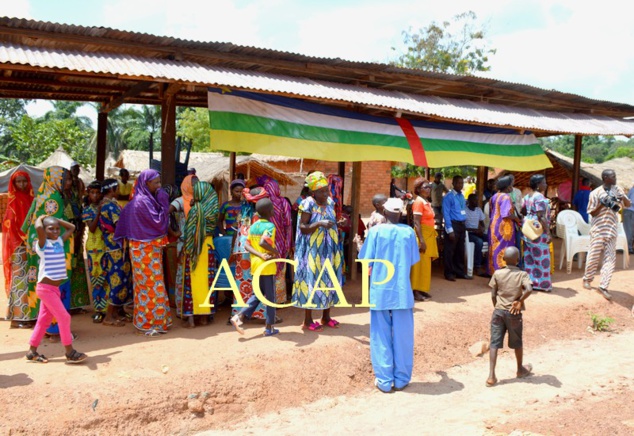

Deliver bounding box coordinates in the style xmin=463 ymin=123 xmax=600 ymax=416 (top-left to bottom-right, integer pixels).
xmin=258 ymin=175 xmax=292 ymax=268
xmin=2 ymin=171 xmax=34 ymax=293
xmin=163 ymin=184 xmax=181 ymax=203
xmin=114 ymin=169 xmax=169 ymax=242
xmin=180 ymin=175 xmax=195 ymax=217
xmin=230 ymin=179 xmax=246 ymax=190
xmin=21 ymin=166 xmax=67 ymax=235
xmin=305 ymin=171 xmax=328 ymax=191
xmin=184 ymin=181 xmax=219 ymax=268
xmin=101 ymin=178 xmax=118 ymax=193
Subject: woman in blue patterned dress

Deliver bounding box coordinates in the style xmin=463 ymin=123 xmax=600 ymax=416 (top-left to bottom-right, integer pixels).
xmin=522 ymin=174 xmax=552 ymax=292
xmin=292 ymin=171 xmax=343 ymax=332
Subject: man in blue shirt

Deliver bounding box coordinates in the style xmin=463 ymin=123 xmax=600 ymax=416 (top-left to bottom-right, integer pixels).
xmin=573 ymin=178 xmax=592 ymax=223
xmin=359 ymin=197 xmax=420 ymax=393
xmin=442 ymin=175 xmax=470 ymax=281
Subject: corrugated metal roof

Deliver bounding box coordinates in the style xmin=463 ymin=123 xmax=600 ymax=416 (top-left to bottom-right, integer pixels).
xmin=2 ymin=42 xmax=634 ymax=136
xmin=2 ymin=16 xmax=633 ymax=112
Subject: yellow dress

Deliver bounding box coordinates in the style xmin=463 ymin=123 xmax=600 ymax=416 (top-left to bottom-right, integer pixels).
xmin=118 ymin=180 xmax=132 ymax=208
xmin=410 ymin=196 xmax=439 ymax=293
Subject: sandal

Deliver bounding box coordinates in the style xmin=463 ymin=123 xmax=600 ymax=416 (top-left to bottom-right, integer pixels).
xmin=26 ymin=351 xmax=48 ymax=363
xmin=92 ymin=313 xmax=105 ymax=324
xmin=136 ymin=329 xmax=162 ymax=337
xmin=302 ymin=322 xmax=323 ymax=332
xmin=65 ymin=349 xmax=87 ymax=364
xmin=263 ymin=328 xmax=280 ymax=337
xmin=323 ymin=319 xmax=340 ymax=329
xmin=103 ymin=319 xmax=126 ymax=327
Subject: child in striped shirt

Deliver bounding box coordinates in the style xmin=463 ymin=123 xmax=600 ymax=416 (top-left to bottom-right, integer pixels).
xmin=26 ymin=215 xmax=87 ymax=364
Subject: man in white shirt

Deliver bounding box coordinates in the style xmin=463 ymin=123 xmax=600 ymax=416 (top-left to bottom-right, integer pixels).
xmin=465 ymin=194 xmax=488 ymax=277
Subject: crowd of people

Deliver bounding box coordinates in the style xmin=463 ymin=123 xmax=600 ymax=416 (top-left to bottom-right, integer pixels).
xmin=2 ymin=163 xmax=633 ymax=390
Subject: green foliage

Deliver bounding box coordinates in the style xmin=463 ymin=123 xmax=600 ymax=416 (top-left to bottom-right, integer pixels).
xmin=8 ymin=114 xmax=94 ymax=166
xmin=177 ymin=107 xmax=212 ymax=151
xmin=589 ymin=312 xmax=614 ymax=332
xmin=393 ymin=11 xmax=496 ymax=74
xmin=540 ymin=135 xmax=631 ymax=164
xmin=391 ymin=163 xmax=426 ymax=178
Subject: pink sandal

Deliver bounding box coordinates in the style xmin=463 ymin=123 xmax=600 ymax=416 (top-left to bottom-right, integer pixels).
xmin=324 ymin=319 xmax=340 ymax=328
xmin=302 ymin=322 xmax=323 ymax=332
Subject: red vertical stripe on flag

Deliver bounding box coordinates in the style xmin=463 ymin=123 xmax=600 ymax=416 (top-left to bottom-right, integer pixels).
xmin=395 ymin=118 xmax=428 ymax=167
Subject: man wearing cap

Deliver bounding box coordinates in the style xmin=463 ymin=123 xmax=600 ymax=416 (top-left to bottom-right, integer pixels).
xmin=359 ymin=197 xmax=420 ymax=393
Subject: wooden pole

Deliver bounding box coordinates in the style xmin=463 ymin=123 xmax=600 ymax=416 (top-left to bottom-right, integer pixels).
xmin=476 ymin=166 xmax=487 ymax=208
xmin=96 ymin=112 xmax=107 ymax=181
xmin=160 ymin=93 xmax=176 ymax=185
xmin=229 ymin=152 xmax=236 ymax=182
xmin=424 ymin=167 xmax=430 ymax=180
xmin=348 ymin=162 xmax=362 ymax=281
xmin=571 ymin=135 xmax=583 ymax=203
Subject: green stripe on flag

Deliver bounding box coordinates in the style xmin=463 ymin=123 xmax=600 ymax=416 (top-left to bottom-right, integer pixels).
xmin=422 ymin=138 xmax=544 ymax=157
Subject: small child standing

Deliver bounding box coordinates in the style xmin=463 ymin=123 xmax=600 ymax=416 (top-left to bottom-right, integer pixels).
xmin=26 ymin=215 xmax=87 ymax=364
xmin=367 ymin=194 xmax=388 ymax=230
xmin=230 ymin=198 xmax=280 ymax=337
xmin=487 ymin=246 xmax=532 ymax=387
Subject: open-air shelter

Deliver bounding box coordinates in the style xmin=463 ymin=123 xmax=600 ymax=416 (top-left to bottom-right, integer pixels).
xmin=3 ymin=16 xmax=634 ymax=276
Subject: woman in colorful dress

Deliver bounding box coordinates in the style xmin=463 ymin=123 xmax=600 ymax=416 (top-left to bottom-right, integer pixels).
xmin=66 ymin=162 xmax=90 ymax=311
xmin=522 ymin=174 xmax=552 ymax=292
xmin=488 ymin=175 xmax=521 ymax=274
xmin=182 ymin=181 xmax=219 ymax=328
xmin=21 ymin=166 xmax=73 ymax=338
xmin=258 ymin=175 xmax=291 ymax=304
xmin=230 ymin=186 xmax=269 ymax=321
xmin=218 ymin=179 xmax=245 ymax=237
xmin=114 ymin=169 xmax=172 ymax=337
xmin=292 ymin=171 xmax=343 ymax=332
xmin=82 ymin=180 xmax=107 ymax=323
xmin=3 ymin=170 xmax=34 ymax=328
xmin=99 ymin=178 xmax=133 ymax=325
xmin=171 ymin=175 xmax=196 ymax=317
xmin=410 ymin=178 xmax=438 ymax=302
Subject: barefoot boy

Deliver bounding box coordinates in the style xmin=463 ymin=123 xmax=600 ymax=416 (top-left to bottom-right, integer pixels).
xmin=230 ymin=198 xmax=280 ymax=337
xmin=359 ymin=197 xmax=419 ymax=393
xmin=487 ymin=246 xmax=532 ymax=387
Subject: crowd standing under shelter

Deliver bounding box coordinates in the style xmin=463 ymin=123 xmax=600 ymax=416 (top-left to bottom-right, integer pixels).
xmin=2 ymin=162 xmax=633 ymax=388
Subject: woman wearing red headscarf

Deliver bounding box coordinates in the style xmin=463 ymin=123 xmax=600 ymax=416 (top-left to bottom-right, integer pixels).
xmin=2 ymin=171 xmax=35 ymax=328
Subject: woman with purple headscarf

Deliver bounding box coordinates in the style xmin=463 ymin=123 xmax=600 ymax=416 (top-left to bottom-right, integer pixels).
xmin=258 ymin=175 xmax=292 ymax=304
xmin=115 ymin=169 xmax=172 ymax=337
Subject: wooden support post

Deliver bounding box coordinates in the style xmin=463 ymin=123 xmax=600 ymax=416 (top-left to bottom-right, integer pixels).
xmin=96 ymin=112 xmax=107 ymax=181
xmin=348 ymin=162 xmax=362 ymax=281
xmin=161 ymin=93 xmax=176 ymax=186
xmin=571 ymin=135 xmax=583 ymax=203
xmin=424 ymin=167 xmax=430 ymax=180
xmin=229 ymin=152 xmax=236 ymax=182
xmin=476 ymin=166 xmax=488 ymax=208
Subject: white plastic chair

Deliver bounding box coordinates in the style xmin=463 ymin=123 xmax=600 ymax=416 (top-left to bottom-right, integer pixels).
xmin=465 ymin=231 xmax=475 ymax=277
xmin=557 ymin=211 xmax=591 ymax=273
xmin=617 ymin=222 xmax=630 ymax=269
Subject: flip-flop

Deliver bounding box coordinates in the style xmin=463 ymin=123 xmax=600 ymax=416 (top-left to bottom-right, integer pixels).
xmin=517 ymin=363 xmax=533 ymax=379
xmin=103 ymin=319 xmax=126 ymax=327
xmin=323 ymin=319 xmax=340 ymax=329
xmin=263 ymin=328 xmax=280 ymax=337
xmin=302 ymin=322 xmax=323 ymax=332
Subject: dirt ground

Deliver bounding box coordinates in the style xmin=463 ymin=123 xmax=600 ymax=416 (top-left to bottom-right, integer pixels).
xmin=1 ymin=248 xmax=633 ymax=436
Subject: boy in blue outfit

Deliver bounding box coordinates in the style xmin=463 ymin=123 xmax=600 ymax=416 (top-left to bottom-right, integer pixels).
xmin=359 ymin=197 xmax=420 ymax=393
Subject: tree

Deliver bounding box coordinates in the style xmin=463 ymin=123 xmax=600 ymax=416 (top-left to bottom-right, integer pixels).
xmin=177 ymin=107 xmax=212 ymax=151
xmin=393 ymin=11 xmax=496 ymax=75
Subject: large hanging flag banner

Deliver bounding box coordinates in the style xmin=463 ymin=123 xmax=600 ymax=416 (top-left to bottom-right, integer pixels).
xmin=208 ymin=88 xmax=552 ymax=170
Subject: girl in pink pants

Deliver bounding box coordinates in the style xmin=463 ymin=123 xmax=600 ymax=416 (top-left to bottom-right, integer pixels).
xmin=26 ymin=215 xmax=87 ymax=364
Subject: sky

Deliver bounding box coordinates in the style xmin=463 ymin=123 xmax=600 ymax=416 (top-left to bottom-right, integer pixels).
xmin=4 ymin=0 xmax=634 ymax=124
